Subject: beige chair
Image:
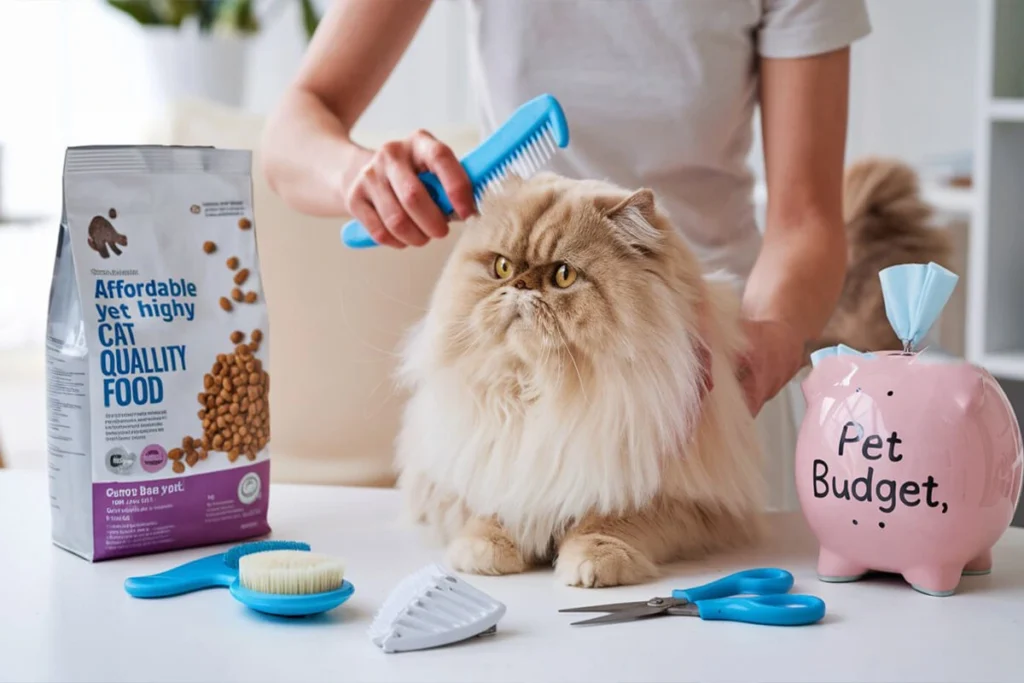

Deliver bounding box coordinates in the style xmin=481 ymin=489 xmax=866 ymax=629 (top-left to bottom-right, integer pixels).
xmin=151 ymin=99 xmax=480 ymax=487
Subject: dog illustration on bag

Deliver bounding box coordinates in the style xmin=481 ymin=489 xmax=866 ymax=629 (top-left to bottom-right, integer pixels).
xmin=87 ymin=214 xmax=128 ymax=258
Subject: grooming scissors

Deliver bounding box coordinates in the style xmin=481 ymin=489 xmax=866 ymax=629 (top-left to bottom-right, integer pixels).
xmin=559 ymin=567 xmax=826 ymax=627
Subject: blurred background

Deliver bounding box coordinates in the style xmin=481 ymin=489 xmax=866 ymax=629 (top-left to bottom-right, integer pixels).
xmin=0 ymin=1 xmax=1020 ymax=513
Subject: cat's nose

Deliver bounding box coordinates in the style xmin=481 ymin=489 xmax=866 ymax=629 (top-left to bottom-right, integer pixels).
xmin=513 ymin=279 xmax=531 ymax=290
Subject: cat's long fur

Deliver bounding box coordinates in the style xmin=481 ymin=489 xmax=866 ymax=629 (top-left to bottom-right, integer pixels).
xmin=393 ymin=173 xmax=764 ymax=587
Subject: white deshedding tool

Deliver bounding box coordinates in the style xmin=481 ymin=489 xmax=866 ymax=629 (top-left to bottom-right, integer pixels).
xmin=369 ymin=564 xmax=507 ymax=654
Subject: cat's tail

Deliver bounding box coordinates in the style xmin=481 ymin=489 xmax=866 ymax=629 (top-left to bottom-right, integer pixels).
xmin=842 ymin=156 xmax=934 ymax=241
xmin=808 ymin=157 xmax=954 ymax=360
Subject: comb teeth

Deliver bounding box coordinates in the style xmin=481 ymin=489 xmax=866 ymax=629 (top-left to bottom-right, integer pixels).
xmin=473 ymin=124 xmax=561 ymax=208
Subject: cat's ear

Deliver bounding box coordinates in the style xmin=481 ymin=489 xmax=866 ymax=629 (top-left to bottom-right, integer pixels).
xmin=603 ymin=188 xmax=663 ymax=254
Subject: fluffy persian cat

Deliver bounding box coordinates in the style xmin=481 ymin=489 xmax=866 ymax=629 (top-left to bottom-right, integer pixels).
xmin=394 ymin=173 xmax=764 ymax=587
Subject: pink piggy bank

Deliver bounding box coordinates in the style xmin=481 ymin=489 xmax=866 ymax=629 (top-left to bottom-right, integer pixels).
xmin=795 ymin=350 xmax=1023 ymax=596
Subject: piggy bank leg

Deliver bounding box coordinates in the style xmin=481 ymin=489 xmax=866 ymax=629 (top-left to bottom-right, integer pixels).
xmin=816 ymin=547 xmax=867 ymax=583
xmin=962 ymin=548 xmax=993 ymax=576
xmin=902 ymin=565 xmax=962 ymax=597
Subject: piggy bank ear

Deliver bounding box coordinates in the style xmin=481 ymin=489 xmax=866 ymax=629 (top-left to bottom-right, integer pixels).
xmin=801 ymin=366 xmax=820 ymax=402
xmin=803 ymin=344 xmax=873 ymax=400
xmin=802 ymin=355 xmax=835 ymax=401
xmin=912 ymin=357 xmax=989 ymax=411
xmin=950 ymin=362 xmax=992 ymax=409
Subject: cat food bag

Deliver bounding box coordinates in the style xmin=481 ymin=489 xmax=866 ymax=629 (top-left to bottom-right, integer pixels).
xmin=46 ymin=145 xmax=271 ymax=561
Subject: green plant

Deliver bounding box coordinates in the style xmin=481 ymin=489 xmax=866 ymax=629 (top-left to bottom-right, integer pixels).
xmin=105 ymin=0 xmax=321 ymax=39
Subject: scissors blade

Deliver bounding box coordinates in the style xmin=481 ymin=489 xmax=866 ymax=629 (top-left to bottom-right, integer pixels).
xmin=567 ymin=605 xmax=668 ymax=626
xmin=559 ymin=600 xmax=648 ymax=614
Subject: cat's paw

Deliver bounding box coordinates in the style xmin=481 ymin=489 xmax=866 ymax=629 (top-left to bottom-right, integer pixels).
xmin=446 ymin=531 xmax=528 ymax=576
xmin=555 ymin=533 xmax=658 ymax=588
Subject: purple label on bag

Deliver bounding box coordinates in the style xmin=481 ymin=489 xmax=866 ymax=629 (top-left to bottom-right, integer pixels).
xmin=91 ymin=460 xmax=271 ymax=560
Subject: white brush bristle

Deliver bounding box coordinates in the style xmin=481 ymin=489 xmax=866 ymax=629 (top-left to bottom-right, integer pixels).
xmin=238 ymin=550 xmax=345 ymax=595
xmin=369 ymin=563 xmax=506 ymax=653
xmin=473 ymin=124 xmax=561 ymax=208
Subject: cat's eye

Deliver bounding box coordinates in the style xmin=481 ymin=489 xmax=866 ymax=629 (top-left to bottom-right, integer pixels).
xmin=493 ymin=255 xmax=513 ymax=280
xmin=553 ymin=263 xmax=578 ymax=288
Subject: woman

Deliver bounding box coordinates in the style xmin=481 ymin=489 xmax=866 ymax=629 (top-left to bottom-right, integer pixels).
xmin=261 ymin=0 xmax=871 ymax=418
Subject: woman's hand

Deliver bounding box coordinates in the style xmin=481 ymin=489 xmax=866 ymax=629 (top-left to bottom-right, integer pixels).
xmin=344 ymin=130 xmax=477 ymax=249
xmin=736 ymin=318 xmax=806 ymax=416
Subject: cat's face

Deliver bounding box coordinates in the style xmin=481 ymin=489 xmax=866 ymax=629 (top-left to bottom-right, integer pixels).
xmin=427 ymin=174 xmax=702 ymax=376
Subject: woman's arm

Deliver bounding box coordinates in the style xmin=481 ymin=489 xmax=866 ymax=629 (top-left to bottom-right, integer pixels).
xmin=738 ymin=46 xmax=851 ymax=412
xmin=261 ymin=0 xmax=429 ymax=214
xmin=260 ymin=0 xmax=475 ymax=248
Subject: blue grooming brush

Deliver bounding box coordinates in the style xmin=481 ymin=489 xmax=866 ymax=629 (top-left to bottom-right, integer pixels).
xmin=340 ymin=92 xmax=570 ymax=249
xmin=124 ymin=540 xmax=354 ymax=617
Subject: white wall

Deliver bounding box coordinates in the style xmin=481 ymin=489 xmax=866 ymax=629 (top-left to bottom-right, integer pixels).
xmin=0 ymin=0 xmax=982 ymax=218
xmin=747 ymin=0 xmax=979 ymax=179
xmin=245 ymin=0 xmax=473 ymax=133
xmin=0 ymin=0 xmax=473 ymax=219
xmin=848 ymin=0 xmax=979 ymax=166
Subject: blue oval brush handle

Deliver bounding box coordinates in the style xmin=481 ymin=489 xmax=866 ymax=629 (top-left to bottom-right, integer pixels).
xmin=341 ymin=172 xmax=452 ymax=249
xmin=124 ymin=554 xmax=237 ymax=599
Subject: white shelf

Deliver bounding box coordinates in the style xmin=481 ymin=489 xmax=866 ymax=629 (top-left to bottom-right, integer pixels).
xmin=921 ymin=183 xmax=976 ymax=217
xmin=979 ymin=352 xmax=1024 ymax=381
xmin=992 ymin=0 xmax=1024 ymax=99
xmin=967 ymin=1 xmax=1024 ymax=381
xmin=988 ymin=98 xmax=1024 ymax=121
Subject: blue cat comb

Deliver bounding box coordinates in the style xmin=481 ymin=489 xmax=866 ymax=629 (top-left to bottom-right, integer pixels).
xmin=123 ymin=540 xmax=354 ymax=617
xmin=340 ymin=93 xmax=570 ymax=249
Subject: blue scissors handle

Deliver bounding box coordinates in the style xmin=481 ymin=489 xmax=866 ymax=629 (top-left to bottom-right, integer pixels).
xmin=672 ymin=567 xmax=794 ymax=602
xmin=689 ymin=593 xmax=826 ymax=626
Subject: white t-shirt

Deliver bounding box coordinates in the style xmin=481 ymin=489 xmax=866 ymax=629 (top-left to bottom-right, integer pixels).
xmin=465 ymin=0 xmax=871 ymax=281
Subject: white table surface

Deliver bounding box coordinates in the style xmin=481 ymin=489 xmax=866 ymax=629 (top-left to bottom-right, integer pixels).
xmin=3 ymin=469 xmax=1024 ymax=683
